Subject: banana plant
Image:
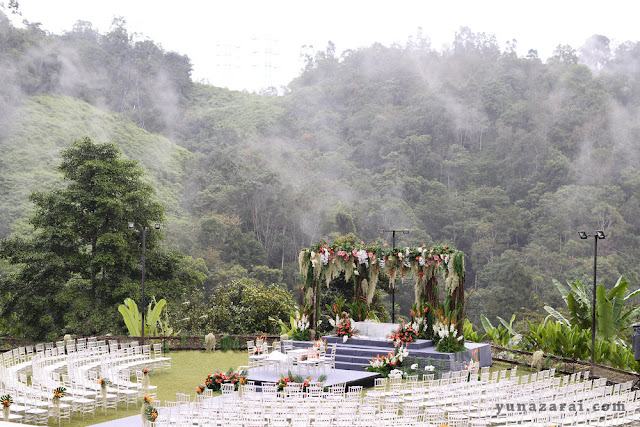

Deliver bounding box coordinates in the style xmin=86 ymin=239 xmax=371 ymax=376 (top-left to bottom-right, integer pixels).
xmin=480 ymin=314 xmax=509 ymax=347
xmin=496 ymin=314 xmax=522 ymax=348
xmin=118 ymin=297 xmax=167 ymax=337
xmin=545 ymin=279 xmax=591 ymax=329
xmin=596 ymin=276 xmax=640 ymax=346
xmin=462 ymin=319 xmax=486 ymax=343
xmin=546 ymin=276 xmax=640 ymax=345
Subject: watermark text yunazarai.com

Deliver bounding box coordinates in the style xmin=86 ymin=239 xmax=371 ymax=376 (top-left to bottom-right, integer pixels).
xmin=496 ymin=401 xmax=625 ymax=415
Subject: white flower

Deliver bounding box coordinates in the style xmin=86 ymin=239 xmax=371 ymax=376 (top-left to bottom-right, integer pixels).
xmin=320 ymin=249 xmax=329 ymax=265
xmin=444 ymin=254 xmax=450 ymax=264
xmin=410 ymin=363 xmax=418 ymax=370
xmin=418 ymin=256 xmax=425 ymax=266
xmin=425 ymin=365 xmax=435 ymax=372
xmin=403 ymin=259 xmax=411 ymax=268
xmin=357 ymin=249 xmax=369 ymax=267
xmin=342 ymin=335 xmax=348 ymax=343
xmin=379 ymin=258 xmax=386 ymax=269
xmin=388 ymin=369 xmax=403 ymax=379
xmin=329 ymin=314 xmax=339 ymax=328
xmin=457 ymin=336 xmax=463 ymax=341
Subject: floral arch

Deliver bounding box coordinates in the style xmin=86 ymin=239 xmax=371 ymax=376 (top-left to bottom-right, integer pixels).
xmin=298 ymin=243 xmax=465 ymax=339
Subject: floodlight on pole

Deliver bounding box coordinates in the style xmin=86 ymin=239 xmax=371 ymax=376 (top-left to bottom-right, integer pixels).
xmin=578 ymin=230 xmax=605 ymax=363
xmin=129 ymin=222 xmax=161 ymax=343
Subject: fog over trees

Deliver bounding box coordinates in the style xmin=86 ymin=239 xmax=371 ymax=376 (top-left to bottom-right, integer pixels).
xmin=2 ymin=10 xmax=640 ymax=337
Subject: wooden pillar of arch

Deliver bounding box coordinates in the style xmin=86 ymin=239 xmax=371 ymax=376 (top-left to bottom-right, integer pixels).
xmin=423 ymin=274 xmax=439 ymax=339
xmin=449 ymin=273 xmax=465 ymax=336
xmin=314 ymin=277 xmax=320 ymax=339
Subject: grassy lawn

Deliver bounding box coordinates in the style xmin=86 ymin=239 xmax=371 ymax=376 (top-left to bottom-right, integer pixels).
xmin=60 ymin=354 xmax=531 ymax=426
xmin=65 ymin=350 xmax=248 ymax=427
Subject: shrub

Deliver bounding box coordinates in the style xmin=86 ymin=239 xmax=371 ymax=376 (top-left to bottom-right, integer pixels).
xmin=220 ymin=334 xmax=232 ymax=352
xmin=210 ymin=278 xmax=295 ymax=334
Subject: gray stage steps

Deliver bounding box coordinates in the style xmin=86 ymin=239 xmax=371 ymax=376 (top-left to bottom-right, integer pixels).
xmin=331 ymin=341 xmax=438 ymax=372
xmin=289 ymin=337 xmax=492 ymax=372
xmin=293 ymin=337 xmax=449 ymax=372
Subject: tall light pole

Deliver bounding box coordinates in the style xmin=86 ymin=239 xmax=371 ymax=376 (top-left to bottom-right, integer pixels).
xmin=579 ymin=229 xmax=605 ymax=363
xmin=129 ymin=222 xmax=161 ymax=343
xmin=378 ymin=228 xmax=409 ymax=323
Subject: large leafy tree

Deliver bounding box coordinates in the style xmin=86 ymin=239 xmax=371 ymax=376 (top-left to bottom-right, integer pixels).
xmin=0 ymin=136 xmax=190 ymax=339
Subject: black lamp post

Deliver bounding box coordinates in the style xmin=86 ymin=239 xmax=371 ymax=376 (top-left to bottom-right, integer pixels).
xmin=129 ymin=222 xmax=161 ymax=343
xmin=579 ymin=229 xmax=605 ymax=362
xmin=378 ymin=228 xmax=409 ymax=323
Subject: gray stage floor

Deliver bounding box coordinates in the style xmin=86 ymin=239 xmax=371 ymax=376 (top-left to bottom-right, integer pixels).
xmin=247 ymin=368 xmax=379 ymax=388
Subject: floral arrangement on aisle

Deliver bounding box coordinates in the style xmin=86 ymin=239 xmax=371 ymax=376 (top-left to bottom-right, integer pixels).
xmin=53 ymin=386 xmax=66 ymax=400
xmin=365 ymin=345 xmax=410 ymax=377
xmin=144 ymin=405 xmax=158 ymax=422
xmin=98 ymin=378 xmax=110 ymax=399
xmin=196 ymin=384 xmax=206 ymax=395
xmin=1 ymin=394 xmax=12 ymax=422
xmin=204 ymin=368 xmax=247 ymax=392
xmin=141 ymin=395 xmax=155 ymax=423
xmin=332 ymin=312 xmax=358 ymax=342
xmin=142 ymin=367 xmax=151 ymax=393
xmin=389 ymin=322 xmax=418 ymax=346
xmin=464 ymin=348 xmax=480 ymax=380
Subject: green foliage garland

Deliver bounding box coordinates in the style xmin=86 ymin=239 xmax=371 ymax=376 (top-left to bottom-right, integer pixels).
xmin=299 ymin=243 xmax=465 ymax=336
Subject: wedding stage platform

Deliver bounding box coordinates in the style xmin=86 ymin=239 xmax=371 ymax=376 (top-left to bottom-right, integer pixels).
xmin=246 ymin=368 xmax=380 ymax=389
xmin=315 ymin=321 xmax=492 ymax=372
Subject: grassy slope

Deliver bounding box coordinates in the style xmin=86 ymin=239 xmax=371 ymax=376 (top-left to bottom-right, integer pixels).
xmin=0 ymin=94 xmax=192 ymax=238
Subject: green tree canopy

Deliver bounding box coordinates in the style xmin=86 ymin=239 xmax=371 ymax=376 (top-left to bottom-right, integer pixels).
xmin=0 ymin=136 xmax=204 ymax=339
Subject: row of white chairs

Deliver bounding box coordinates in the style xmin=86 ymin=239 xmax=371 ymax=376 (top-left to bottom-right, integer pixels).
xmin=142 ymin=367 xmax=637 ymax=426
xmin=0 ymin=337 xmax=170 ymax=424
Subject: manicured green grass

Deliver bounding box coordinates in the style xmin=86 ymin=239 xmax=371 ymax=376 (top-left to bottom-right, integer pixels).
xmin=61 ymin=354 xmax=528 ymax=426
xmin=66 ymin=350 xmax=248 ymax=427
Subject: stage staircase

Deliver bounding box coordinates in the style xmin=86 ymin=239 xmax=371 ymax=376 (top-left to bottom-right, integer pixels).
xmin=325 ymin=337 xmax=434 ymax=372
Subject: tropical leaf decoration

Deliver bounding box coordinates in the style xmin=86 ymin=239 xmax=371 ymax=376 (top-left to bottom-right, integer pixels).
xmin=118 ymin=297 xmax=169 ymax=337
xmin=118 ymin=298 xmax=142 ymax=337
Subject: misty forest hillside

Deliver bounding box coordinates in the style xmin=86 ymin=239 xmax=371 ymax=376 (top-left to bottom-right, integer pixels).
xmin=2 ymin=13 xmax=640 ymax=327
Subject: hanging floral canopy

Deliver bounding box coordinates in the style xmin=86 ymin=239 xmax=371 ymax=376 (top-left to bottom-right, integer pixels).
xmin=298 ymin=243 xmax=466 ymax=338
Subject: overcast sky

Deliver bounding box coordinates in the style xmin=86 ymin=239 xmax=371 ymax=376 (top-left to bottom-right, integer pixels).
xmin=11 ymin=0 xmax=640 ymax=92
